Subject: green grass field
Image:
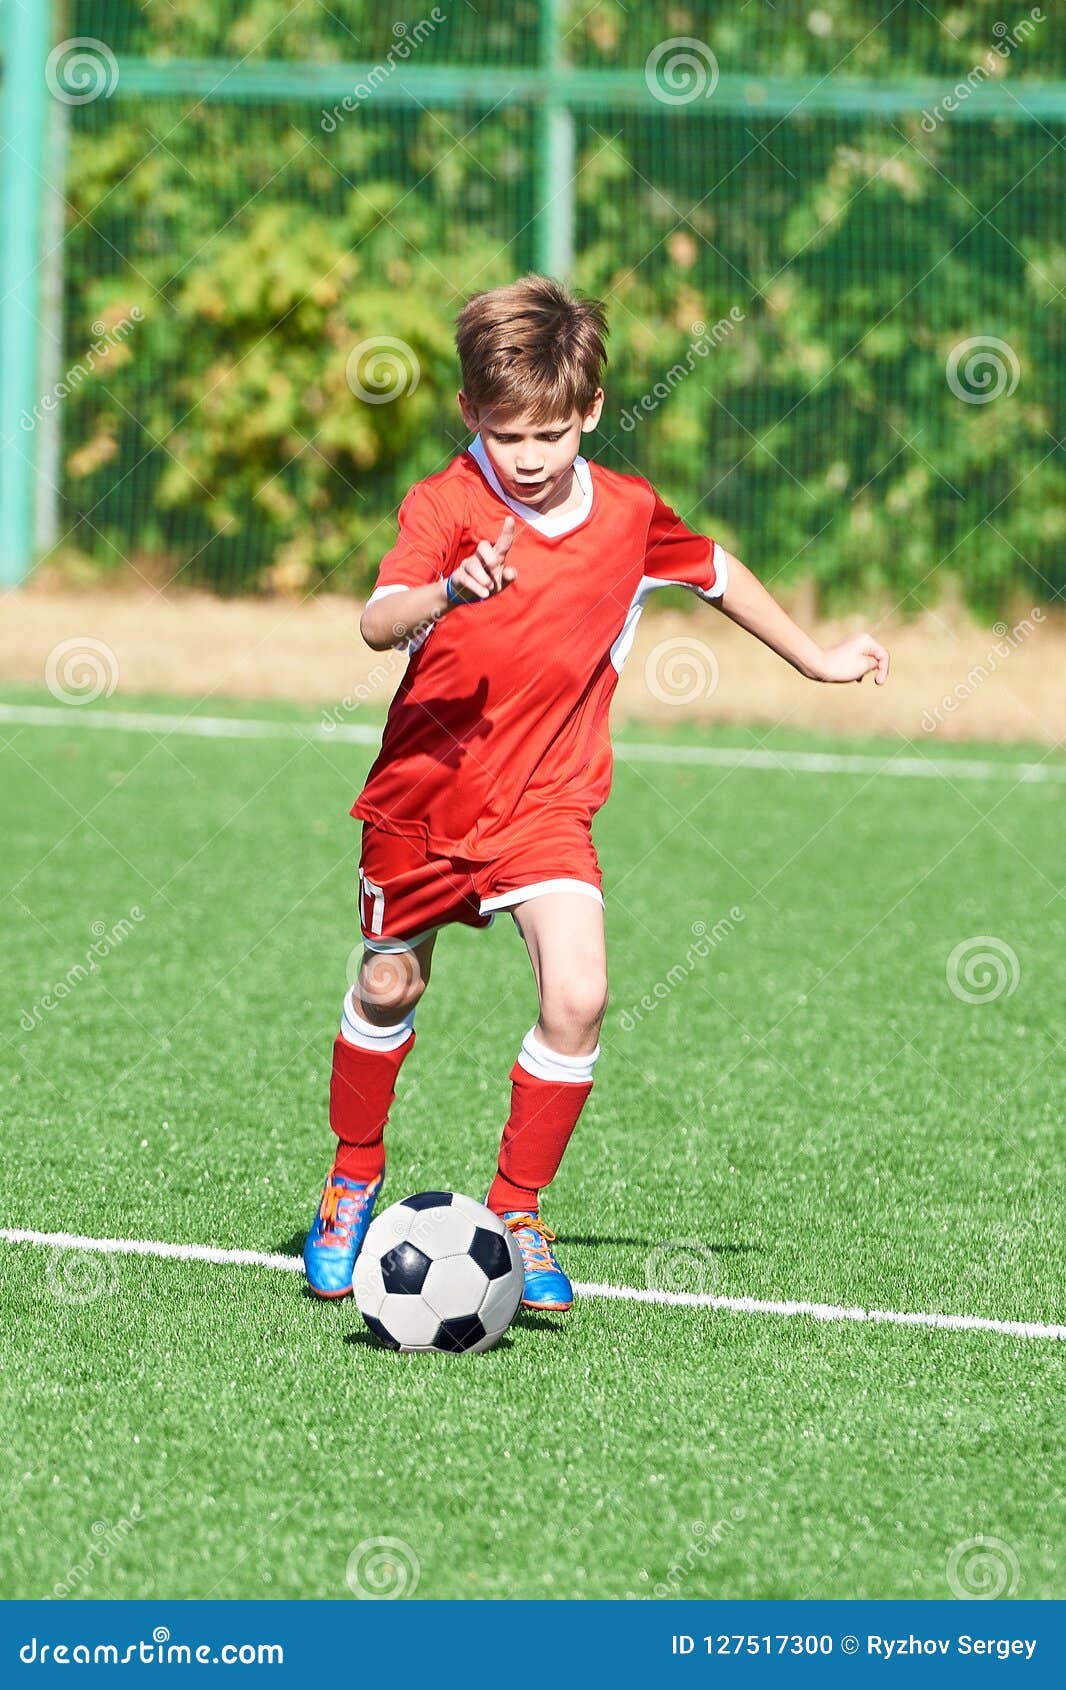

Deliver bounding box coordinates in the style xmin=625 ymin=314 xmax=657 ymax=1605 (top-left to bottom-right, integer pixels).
xmin=1 ymin=690 xmax=1062 ymax=1601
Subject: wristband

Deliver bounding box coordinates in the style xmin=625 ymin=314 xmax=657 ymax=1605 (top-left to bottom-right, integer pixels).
xmin=445 ymin=573 xmax=464 ymax=608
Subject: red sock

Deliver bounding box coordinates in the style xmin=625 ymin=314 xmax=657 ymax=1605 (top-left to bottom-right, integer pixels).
xmin=487 ymin=1060 xmax=593 ymax=1216
xmin=329 ymin=1030 xmax=414 ymax=1184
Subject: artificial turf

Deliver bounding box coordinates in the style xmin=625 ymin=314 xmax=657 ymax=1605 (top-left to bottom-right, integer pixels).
xmin=1 ymin=691 xmax=1062 ymax=1599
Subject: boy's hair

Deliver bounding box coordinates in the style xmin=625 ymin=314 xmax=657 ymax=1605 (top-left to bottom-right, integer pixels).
xmin=456 ymin=274 xmax=608 ymax=425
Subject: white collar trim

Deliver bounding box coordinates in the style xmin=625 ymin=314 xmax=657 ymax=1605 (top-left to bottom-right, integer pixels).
xmin=466 ymin=433 xmax=593 ymax=537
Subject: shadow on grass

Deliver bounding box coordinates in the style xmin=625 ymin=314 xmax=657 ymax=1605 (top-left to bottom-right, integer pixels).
xmin=342 ymin=1328 xmax=519 ymax=1356
xmin=562 ymin=1234 xmax=759 ymax=1253
xmin=272 ymin=1231 xmax=307 ymax=1258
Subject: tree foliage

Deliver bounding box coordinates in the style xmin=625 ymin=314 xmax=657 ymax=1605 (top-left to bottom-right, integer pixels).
xmin=60 ymin=1 xmax=1066 ymax=610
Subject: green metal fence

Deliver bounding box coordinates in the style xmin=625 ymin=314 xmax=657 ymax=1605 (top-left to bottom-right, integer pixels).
xmin=2 ymin=0 xmax=1065 ymax=610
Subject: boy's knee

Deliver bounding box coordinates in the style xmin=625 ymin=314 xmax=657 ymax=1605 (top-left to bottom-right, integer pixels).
xmin=356 ymin=950 xmax=426 ymax=1021
xmin=541 ymin=974 xmax=609 ymax=1044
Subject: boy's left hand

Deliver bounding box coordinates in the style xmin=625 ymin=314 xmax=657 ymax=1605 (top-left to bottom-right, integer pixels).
xmin=813 ymin=633 xmax=890 ymax=685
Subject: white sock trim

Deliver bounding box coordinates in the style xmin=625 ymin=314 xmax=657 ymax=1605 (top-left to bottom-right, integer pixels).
xmin=516 ymin=1026 xmax=599 ymax=1084
xmin=339 ymin=992 xmax=416 ymax=1052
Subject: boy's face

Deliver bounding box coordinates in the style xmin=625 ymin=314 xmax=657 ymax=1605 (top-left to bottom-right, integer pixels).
xmin=458 ymin=390 xmax=603 ymax=508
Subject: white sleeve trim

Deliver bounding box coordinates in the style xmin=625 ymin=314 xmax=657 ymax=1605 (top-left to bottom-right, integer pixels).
xmin=366 ymin=582 xmax=413 ymax=606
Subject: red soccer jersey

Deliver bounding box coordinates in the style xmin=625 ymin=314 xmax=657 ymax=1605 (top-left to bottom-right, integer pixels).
xmin=352 ymin=434 xmax=726 ymax=860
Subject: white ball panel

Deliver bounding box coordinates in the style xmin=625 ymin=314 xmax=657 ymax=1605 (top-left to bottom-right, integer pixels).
xmin=352 ymin=1254 xmax=386 ymax=1318
xmin=377 ymin=1292 xmax=442 ymax=1349
xmin=421 ymin=1254 xmax=489 ymax=1321
xmin=449 ymin=1192 xmax=505 ymax=1232
xmin=478 ymin=1267 xmax=523 ymax=1337
xmin=403 ymin=1207 xmax=476 ymax=1261
xmin=361 ymin=1201 xmax=417 ymax=1261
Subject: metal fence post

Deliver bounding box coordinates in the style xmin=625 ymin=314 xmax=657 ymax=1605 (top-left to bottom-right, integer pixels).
xmin=0 ymin=0 xmax=51 ymax=586
xmin=533 ymin=0 xmax=574 ymax=281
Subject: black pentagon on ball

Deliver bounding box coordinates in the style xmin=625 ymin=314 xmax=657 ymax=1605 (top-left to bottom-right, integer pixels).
xmin=362 ymin=1312 xmax=400 ymax=1350
xmin=380 ymin=1241 xmax=432 ymax=1294
xmin=433 ymin=1314 xmax=487 ymax=1354
xmin=400 ymin=1191 xmax=453 ymax=1211
xmin=468 ymin=1226 xmax=514 ymax=1281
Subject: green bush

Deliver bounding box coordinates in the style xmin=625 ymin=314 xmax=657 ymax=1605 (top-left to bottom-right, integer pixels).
xmin=58 ymin=0 xmax=1066 ymax=610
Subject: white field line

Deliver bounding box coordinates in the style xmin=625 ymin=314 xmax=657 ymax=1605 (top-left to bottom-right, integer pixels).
xmin=2 ymin=1228 xmax=1062 ymax=1342
xmin=0 ymin=702 xmax=1063 ymax=782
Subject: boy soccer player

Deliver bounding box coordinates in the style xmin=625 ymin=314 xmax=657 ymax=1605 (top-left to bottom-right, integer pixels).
xmin=304 ymin=275 xmax=889 ymax=1311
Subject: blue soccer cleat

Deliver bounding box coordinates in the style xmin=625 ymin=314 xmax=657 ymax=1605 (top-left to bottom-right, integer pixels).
xmin=503 ymin=1211 xmax=573 ymax=1312
xmin=303 ymin=1170 xmax=383 ymax=1299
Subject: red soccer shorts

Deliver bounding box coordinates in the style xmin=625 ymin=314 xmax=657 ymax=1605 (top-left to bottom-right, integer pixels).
xmin=356 ymin=816 xmax=603 ymax=951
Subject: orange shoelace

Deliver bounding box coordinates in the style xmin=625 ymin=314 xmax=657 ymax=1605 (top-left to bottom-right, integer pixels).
xmin=318 ymin=1180 xmax=366 ymax=1241
xmin=505 ymin=1213 xmax=559 ymax=1271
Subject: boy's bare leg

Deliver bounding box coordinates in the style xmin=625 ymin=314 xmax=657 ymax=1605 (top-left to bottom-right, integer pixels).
xmin=511 ymin=891 xmax=608 ymax=1056
xmin=487 ymin=893 xmax=606 ymax=1310
xmin=354 ymin=930 xmax=437 ymax=1025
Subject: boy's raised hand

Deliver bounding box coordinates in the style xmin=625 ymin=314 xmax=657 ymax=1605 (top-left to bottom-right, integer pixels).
xmin=815 ymin=632 xmax=890 ymax=685
xmin=447 ymin=516 xmax=517 ymax=604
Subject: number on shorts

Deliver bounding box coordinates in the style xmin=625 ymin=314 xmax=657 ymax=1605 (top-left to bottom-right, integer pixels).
xmin=359 ymin=869 xmax=385 ymax=937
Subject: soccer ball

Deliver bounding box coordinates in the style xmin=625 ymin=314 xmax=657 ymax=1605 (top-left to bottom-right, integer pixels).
xmin=353 ymin=1192 xmax=524 ymax=1353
